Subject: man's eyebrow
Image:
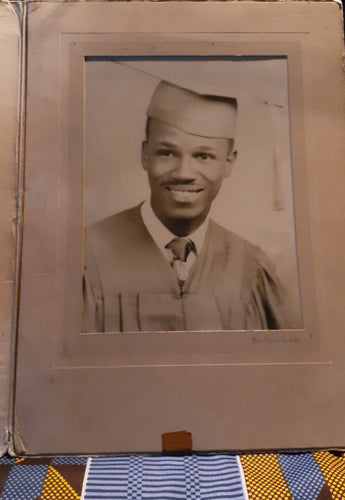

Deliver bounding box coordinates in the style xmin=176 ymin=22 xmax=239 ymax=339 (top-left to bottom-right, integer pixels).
xmin=193 ymin=145 xmax=217 ymax=152
xmin=153 ymin=141 xmax=178 ymax=148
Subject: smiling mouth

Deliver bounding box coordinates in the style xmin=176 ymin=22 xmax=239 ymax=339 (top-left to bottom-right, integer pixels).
xmin=165 ymin=186 xmax=204 ymax=203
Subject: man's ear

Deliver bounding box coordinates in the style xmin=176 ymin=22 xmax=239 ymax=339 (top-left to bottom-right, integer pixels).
xmin=224 ymin=149 xmax=237 ymax=177
xmin=141 ymin=141 xmax=148 ymax=171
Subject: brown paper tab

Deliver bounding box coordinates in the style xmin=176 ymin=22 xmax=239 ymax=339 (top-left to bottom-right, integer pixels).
xmin=162 ymin=431 xmax=193 ymax=454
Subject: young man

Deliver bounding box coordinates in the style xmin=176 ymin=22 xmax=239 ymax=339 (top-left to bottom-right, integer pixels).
xmin=83 ymin=81 xmax=294 ymax=332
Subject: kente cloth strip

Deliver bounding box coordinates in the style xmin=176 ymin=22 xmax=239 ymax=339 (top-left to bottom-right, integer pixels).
xmin=82 ymin=455 xmax=246 ymax=500
xmin=0 ymin=452 xmax=344 ymax=499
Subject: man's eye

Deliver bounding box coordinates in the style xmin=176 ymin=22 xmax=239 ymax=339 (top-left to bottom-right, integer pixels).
xmin=194 ymin=152 xmax=214 ymax=161
xmin=156 ymin=149 xmax=174 ymax=157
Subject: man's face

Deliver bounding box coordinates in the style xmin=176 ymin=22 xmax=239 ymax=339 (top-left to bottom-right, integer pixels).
xmin=142 ymin=118 xmax=236 ymax=234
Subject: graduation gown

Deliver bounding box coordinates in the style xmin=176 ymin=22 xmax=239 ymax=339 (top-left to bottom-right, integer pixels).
xmin=82 ymin=205 xmax=291 ymax=332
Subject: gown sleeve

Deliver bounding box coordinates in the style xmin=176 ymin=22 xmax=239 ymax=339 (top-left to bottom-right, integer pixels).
xmin=244 ymin=248 xmax=294 ymax=330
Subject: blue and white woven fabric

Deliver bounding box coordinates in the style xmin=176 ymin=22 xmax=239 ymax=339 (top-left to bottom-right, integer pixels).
xmin=81 ymin=455 xmax=248 ymax=500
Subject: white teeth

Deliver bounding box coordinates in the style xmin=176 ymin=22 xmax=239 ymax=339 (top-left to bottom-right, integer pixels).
xmin=168 ymin=189 xmax=202 ymax=203
xmin=170 ymin=189 xmax=198 ymax=193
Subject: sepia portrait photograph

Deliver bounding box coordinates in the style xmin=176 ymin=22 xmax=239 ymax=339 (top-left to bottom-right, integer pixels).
xmin=82 ymin=57 xmax=303 ymax=334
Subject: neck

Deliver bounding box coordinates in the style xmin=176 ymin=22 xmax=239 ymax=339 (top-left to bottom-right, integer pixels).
xmin=151 ymin=206 xmax=208 ymax=237
xmin=165 ymin=219 xmax=203 ymax=237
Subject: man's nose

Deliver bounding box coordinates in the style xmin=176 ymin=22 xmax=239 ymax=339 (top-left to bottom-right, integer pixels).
xmin=172 ymin=155 xmax=196 ymax=181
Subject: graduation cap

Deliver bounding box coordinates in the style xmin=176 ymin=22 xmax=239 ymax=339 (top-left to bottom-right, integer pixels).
xmin=146 ymin=80 xmax=237 ymax=139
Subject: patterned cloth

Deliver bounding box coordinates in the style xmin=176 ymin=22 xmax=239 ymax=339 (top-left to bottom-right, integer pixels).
xmin=0 ymin=457 xmax=87 ymax=500
xmin=83 ymin=455 xmax=246 ymax=500
xmin=0 ymin=452 xmax=344 ymax=499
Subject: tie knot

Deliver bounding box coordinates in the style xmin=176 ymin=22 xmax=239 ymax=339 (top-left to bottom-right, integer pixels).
xmin=166 ymin=237 xmax=196 ymax=262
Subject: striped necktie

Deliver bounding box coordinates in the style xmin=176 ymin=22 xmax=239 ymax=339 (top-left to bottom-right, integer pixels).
xmin=166 ymin=237 xmax=196 ymax=285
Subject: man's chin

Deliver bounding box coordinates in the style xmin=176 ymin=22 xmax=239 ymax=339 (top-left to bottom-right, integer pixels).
xmin=151 ymin=197 xmax=210 ymax=230
xmin=166 ymin=207 xmax=209 ymax=228
xmin=167 ymin=206 xmax=202 ymax=219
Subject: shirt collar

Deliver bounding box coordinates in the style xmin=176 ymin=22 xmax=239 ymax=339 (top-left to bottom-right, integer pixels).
xmin=141 ymin=200 xmax=209 ymax=255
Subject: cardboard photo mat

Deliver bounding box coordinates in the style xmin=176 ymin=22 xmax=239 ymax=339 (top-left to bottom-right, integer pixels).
xmin=55 ymin=38 xmax=314 ymax=367
xmin=12 ymin=2 xmax=345 ymax=454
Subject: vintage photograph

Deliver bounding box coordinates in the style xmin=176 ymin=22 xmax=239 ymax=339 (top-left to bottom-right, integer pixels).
xmin=82 ymin=57 xmax=303 ymax=333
